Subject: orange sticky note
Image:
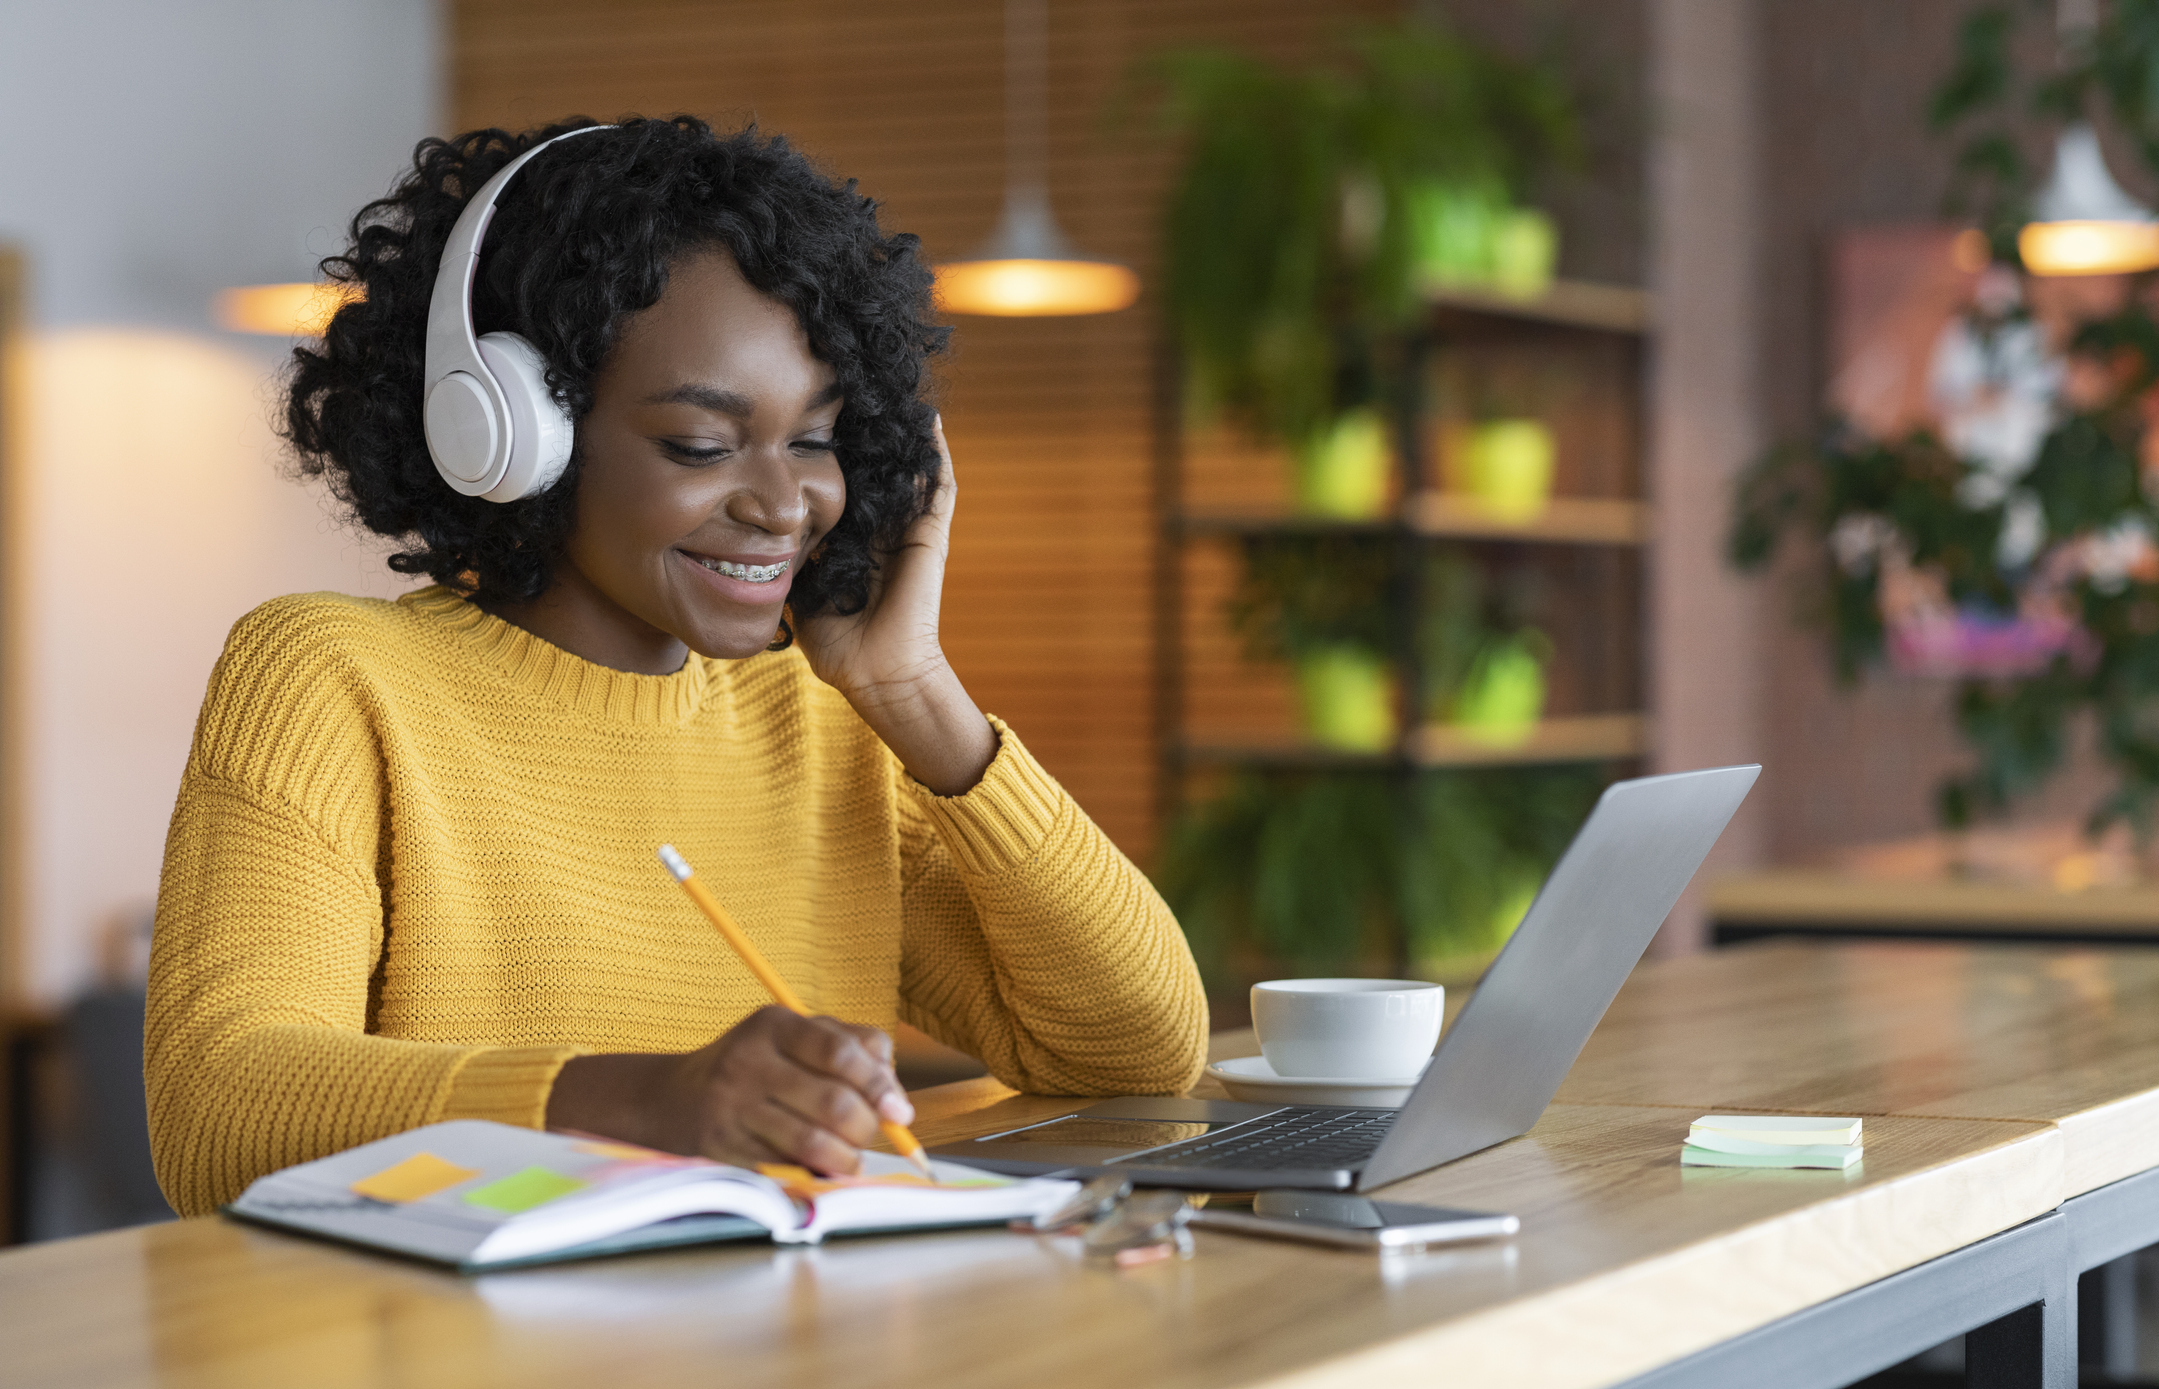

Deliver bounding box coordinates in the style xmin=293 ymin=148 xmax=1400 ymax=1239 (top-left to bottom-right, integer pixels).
xmin=351 ymin=1152 xmax=481 ymax=1204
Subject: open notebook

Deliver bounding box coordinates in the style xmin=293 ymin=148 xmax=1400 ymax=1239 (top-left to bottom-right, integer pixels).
xmin=225 ymin=1120 xmax=1078 ymax=1272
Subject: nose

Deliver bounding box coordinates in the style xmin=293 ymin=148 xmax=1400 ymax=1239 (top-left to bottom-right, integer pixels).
xmin=722 ymin=444 xmax=812 ymax=536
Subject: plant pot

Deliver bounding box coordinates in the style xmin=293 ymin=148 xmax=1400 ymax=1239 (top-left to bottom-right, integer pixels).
xmin=1294 ymin=410 xmax=1392 ymax=518
xmin=1446 ymin=633 xmax=1548 ymax=748
xmin=1294 ymin=646 xmax=1398 ymax=752
xmin=1410 ymin=181 xmax=1504 ymax=288
xmin=1489 ymin=209 xmax=1558 ymax=300
xmin=1410 ymin=183 xmax=1560 ymax=300
xmin=1465 ymin=419 xmax=1555 ymax=521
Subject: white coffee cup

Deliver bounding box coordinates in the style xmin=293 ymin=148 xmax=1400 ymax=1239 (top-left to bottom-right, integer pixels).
xmin=1250 ymin=978 xmax=1444 ymax=1079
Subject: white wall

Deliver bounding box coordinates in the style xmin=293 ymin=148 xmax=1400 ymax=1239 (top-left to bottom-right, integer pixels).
xmin=0 ymin=0 xmax=441 ymax=1006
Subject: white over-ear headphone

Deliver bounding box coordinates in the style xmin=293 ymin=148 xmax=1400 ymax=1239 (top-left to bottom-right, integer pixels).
xmin=423 ymin=125 xmax=608 ymax=502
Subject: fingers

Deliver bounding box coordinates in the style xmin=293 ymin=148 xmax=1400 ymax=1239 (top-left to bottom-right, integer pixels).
xmin=925 ymin=415 xmax=957 ymax=524
xmin=692 ymin=1008 xmax=914 ymax=1176
xmin=775 ymin=1015 xmax=914 ymax=1128
xmin=743 ymin=1098 xmax=867 ymax=1176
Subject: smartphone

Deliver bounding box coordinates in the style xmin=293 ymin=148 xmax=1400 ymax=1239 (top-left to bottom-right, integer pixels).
xmin=1189 ymin=1190 xmax=1519 ymax=1250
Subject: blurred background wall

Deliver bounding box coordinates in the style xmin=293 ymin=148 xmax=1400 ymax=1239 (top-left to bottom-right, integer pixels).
xmin=0 ymin=0 xmax=439 ymax=1236
xmin=0 ymin=0 xmax=439 ymax=1012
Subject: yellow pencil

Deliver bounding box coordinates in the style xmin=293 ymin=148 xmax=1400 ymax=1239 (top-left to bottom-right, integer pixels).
xmin=656 ymin=844 xmax=936 ymax=1178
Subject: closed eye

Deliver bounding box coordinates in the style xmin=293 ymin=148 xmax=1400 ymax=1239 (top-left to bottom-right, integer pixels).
xmin=658 ymin=439 xmax=731 ymax=464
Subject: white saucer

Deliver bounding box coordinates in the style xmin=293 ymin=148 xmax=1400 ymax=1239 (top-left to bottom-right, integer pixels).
xmin=1205 ymin=1055 xmax=1429 ymax=1108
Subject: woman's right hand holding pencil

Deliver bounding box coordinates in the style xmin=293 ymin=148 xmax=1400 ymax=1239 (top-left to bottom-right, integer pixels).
xmin=545 ymin=1006 xmax=918 ymax=1174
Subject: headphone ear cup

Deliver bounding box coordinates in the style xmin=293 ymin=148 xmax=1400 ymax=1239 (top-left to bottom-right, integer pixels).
xmin=474 ymin=332 xmax=576 ymax=502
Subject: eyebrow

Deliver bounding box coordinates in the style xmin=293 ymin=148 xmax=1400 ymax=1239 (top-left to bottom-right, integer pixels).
xmin=644 ymin=381 xmax=844 ymax=414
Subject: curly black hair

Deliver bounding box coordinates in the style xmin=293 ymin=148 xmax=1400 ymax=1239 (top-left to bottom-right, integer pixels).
xmin=285 ymin=116 xmax=950 ymax=633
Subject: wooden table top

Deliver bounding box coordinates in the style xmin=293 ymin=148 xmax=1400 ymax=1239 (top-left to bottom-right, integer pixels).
xmin=1555 ymin=939 xmax=2159 ymax=1196
xmin=0 ymin=1097 xmax=2054 ymax=1389
xmin=7 ymin=938 xmax=2148 ymax=1389
xmin=1709 ymin=869 xmax=2159 ymax=932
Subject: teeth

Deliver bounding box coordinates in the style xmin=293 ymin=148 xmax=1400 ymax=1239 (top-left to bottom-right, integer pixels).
xmin=698 ymin=556 xmax=789 ymax=583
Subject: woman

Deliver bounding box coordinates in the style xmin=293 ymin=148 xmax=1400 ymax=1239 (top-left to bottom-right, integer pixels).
xmin=146 ymin=116 xmax=1207 ymax=1218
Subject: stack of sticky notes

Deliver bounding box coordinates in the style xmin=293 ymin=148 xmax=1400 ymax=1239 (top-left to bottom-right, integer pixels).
xmin=1681 ymin=1115 xmax=1863 ymax=1169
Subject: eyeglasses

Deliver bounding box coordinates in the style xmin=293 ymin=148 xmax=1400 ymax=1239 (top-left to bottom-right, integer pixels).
xmin=1022 ymin=1175 xmax=1196 ymax=1267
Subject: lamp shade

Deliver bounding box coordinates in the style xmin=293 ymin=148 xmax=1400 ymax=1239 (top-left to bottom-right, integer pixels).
xmin=935 ymin=187 xmax=1139 ymax=316
xmin=2019 ymin=123 xmax=2159 ymax=276
xmin=933 ymin=0 xmax=1137 ymax=317
xmin=215 ymin=282 xmax=360 ymax=336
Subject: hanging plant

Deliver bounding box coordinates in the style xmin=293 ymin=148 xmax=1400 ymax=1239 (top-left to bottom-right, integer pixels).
xmin=1139 ymin=20 xmax=1578 ymax=457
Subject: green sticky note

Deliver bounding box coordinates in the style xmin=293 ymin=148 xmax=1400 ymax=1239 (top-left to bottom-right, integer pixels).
xmin=462 ymin=1166 xmax=589 ymax=1214
xmin=1680 ymin=1144 xmax=1861 ymax=1171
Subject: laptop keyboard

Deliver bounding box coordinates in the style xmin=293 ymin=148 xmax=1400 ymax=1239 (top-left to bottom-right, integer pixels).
xmin=1109 ymin=1107 xmax=1397 ymax=1172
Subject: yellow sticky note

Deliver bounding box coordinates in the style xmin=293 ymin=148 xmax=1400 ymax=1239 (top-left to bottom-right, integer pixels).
xmin=351 ymin=1152 xmax=481 ymax=1204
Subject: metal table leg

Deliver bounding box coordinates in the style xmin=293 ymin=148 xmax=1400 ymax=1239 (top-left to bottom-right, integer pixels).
xmin=1618 ymin=1213 xmax=2073 ymax=1389
xmin=2078 ymin=1257 xmax=2139 ymax=1379
xmin=2063 ymin=1165 xmax=2159 ymax=1272
xmin=2060 ymin=1167 xmax=2159 ymax=1383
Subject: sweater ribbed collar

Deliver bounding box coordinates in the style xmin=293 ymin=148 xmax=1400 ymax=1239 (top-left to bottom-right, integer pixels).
xmin=401 ymin=585 xmax=712 ymax=727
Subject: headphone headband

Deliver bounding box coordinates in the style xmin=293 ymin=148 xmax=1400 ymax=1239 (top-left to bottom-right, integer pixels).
xmin=422 ymin=125 xmax=609 ymax=500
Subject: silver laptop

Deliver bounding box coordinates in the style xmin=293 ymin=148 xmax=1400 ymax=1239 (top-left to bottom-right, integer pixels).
xmin=933 ymin=764 xmax=1759 ymax=1192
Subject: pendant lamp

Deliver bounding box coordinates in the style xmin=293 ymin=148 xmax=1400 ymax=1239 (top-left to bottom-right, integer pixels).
xmin=2018 ymin=122 xmax=2159 ymax=276
xmin=935 ymin=0 xmax=1139 ymax=316
xmin=215 ymin=282 xmax=360 ymax=336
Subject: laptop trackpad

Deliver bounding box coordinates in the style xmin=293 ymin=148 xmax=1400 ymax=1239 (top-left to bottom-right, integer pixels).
xmin=947 ymin=1097 xmax=1288 ymax=1166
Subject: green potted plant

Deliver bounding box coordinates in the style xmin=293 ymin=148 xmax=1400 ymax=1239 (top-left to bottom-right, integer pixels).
xmin=1423 ymin=551 xmax=1552 ymax=746
xmin=1142 ymin=20 xmax=1578 ymax=515
xmin=1225 ymin=535 xmax=1398 ymax=751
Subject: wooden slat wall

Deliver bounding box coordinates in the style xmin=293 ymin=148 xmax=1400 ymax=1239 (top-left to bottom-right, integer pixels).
xmin=454 ymin=0 xmax=1393 ymax=861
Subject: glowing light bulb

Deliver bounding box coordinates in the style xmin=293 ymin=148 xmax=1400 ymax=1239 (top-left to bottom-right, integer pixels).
xmin=2018 ymin=221 xmax=2159 ymax=276
xmin=214 ymin=282 xmax=361 ymax=336
xmin=935 ymin=258 xmax=1140 ymax=317
xmin=2019 ymin=124 xmax=2159 ymax=276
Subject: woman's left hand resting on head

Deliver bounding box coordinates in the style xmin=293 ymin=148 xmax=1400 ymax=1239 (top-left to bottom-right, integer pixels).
xmin=797 ymin=417 xmax=997 ymax=798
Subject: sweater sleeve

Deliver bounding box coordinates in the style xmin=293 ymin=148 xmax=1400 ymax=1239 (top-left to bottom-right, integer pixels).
xmin=145 ymin=605 xmax=578 ymax=1217
xmin=894 ymin=717 xmax=1209 ymax=1096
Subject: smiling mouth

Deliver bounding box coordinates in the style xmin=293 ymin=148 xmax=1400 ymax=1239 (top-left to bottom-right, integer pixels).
xmin=691 ymin=555 xmax=791 ymax=584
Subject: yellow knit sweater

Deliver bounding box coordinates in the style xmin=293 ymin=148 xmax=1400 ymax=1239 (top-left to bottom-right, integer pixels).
xmin=147 ymin=587 xmax=1207 ymax=1216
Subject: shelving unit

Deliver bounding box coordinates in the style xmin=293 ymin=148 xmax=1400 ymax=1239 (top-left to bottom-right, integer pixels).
xmin=1158 ymin=276 xmax=1654 ymax=806
xmin=1180 ymin=712 xmax=1647 ymax=771
xmin=1423 ymin=279 xmax=1651 ymax=334
xmin=1179 ymin=494 xmax=1645 ymax=545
